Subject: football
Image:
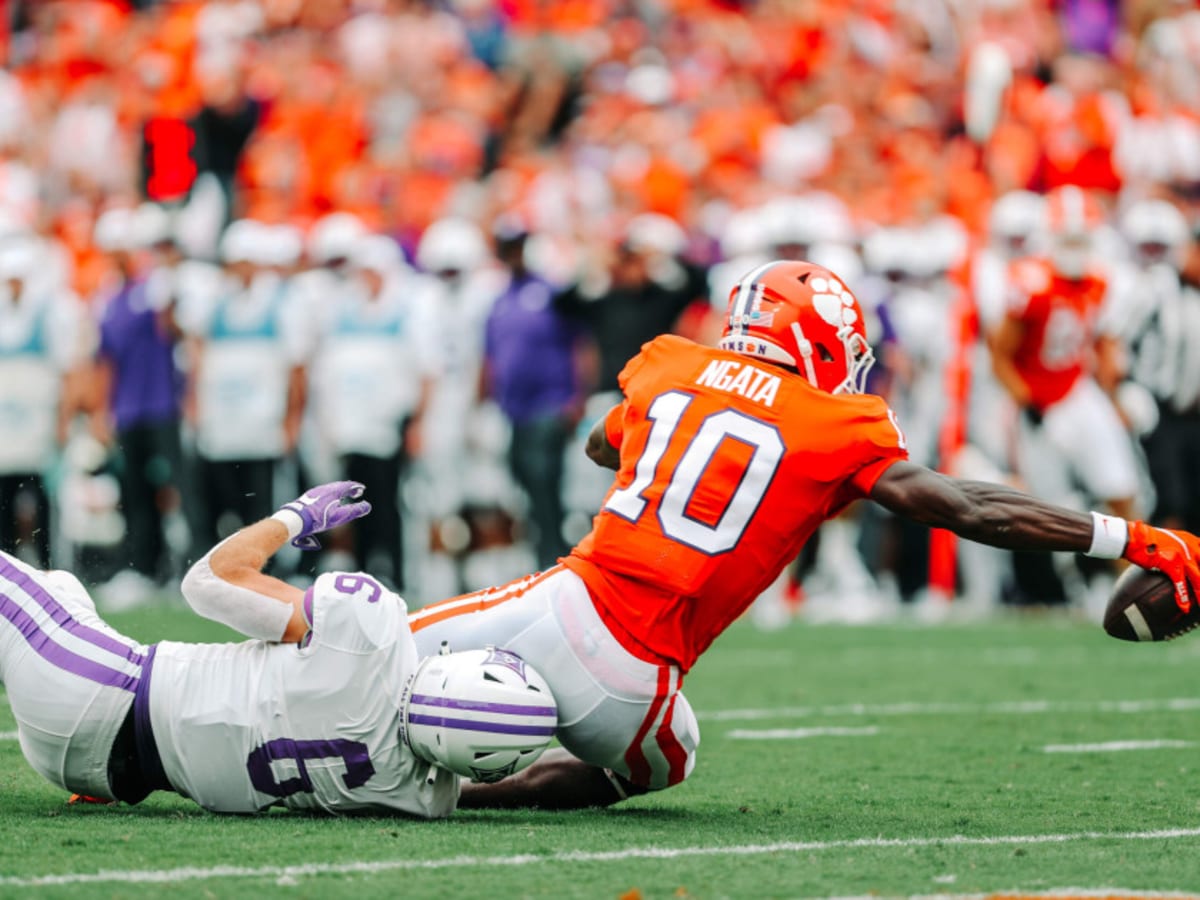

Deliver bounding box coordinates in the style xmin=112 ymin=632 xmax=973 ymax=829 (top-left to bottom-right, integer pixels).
xmin=1103 ymin=566 xmax=1200 ymax=642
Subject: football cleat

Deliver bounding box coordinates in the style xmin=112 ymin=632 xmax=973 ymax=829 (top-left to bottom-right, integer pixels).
xmin=67 ymin=794 xmax=115 ymax=806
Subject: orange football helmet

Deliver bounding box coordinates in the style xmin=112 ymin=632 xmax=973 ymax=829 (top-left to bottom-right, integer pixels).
xmin=719 ymin=260 xmax=875 ymax=394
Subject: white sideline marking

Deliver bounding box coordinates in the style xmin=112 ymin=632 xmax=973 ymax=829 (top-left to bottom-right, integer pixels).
xmin=727 ymin=726 xmax=879 ymax=740
xmin=0 ymin=731 xmax=17 ymax=741
xmin=4 ymin=827 xmax=1200 ymax=888
xmin=1043 ymin=739 xmax=1197 ymax=753
xmin=697 ymin=696 xmax=1200 ymax=722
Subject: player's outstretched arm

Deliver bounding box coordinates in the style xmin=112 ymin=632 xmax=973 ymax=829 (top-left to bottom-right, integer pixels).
xmin=869 ymin=461 xmax=1200 ymax=610
xmin=180 ymin=482 xmax=371 ymax=643
xmin=457 ymin=748 xmax=645 ymax=810
xmin=869 ymin=461 xmax=1092 ymax=551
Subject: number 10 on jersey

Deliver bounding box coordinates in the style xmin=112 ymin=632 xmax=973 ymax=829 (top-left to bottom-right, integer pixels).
xmin=604 ymin=391 xmax=784 ymax=555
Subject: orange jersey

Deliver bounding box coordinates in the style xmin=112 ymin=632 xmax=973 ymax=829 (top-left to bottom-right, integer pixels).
xmin=1005 ymin=259 xmax=1107 ymax=410
xmin=563 ymin=336 xmax=908 ymax=670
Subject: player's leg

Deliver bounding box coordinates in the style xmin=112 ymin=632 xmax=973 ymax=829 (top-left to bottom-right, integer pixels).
xmin=1043 ymin=379 xmax=1141 ymax=615
xmin=508 ymin=415 xmax=570 ymax=571
xmin=414 ymin=568 xmax=699 ymax=807
xmin=544 ymin=570 xmax=698 ymax=791
xmin=0 ymin=551 xmax=148 ymax=800
xmin=1044 ymin=378 xmax=1140 ymax=516
xmin=235 ymin=458 xmax=276 ymax=529
xmin=1140 ymin=411 xmax=1186 ymax=529
xmin=344 ymin=451 xmax=402 ymax=588
xmin=30 ymin=474 xmax=51 ymax=569
xmin=0 ymin=474 xmax=20 ymax=558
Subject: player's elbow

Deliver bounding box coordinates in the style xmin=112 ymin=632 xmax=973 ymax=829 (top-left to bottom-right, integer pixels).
xmin=585 ymin=431 xmax=619 ymax=471
xmin=181 ymin=549 xmax=244 ymax=614
xmin=180 ymin=556 xmax=211 ymax=614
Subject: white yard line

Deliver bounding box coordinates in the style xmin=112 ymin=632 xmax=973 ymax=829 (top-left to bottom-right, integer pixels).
xmin=1043 ymin=739 xmax=1197 ymax=753
xmin=4 ymin=827 xmax=1200 ymax=888
xmin=727 ymin=726 xmax=879 ymax=740
xmin=698 ymin=697 xmax=1200 ymax=722
xmin=0 ymin=731 xmax=16 ymax=741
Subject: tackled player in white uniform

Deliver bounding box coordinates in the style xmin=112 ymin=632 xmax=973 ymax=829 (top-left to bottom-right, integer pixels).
xmin=0 ymin=482 xmax=557 ymax=815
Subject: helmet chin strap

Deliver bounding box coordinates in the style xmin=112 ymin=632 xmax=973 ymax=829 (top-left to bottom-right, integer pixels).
xmin=789 ymin=322 xmax=820 ymax=389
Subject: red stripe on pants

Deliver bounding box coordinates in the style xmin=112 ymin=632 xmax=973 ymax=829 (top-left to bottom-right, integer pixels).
xmin=655 ymin=691 xmax=690 ymax=786
xmin=624 ymin=666 xmax=671 ymax=786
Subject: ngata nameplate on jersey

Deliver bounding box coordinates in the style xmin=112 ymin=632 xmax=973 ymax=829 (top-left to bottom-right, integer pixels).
xmin=695 ymin=360 xmax=781 ymax=406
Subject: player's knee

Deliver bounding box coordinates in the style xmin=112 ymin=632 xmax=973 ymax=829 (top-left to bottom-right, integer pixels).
xmin=623 ymin=697 xmax=700 ymax=791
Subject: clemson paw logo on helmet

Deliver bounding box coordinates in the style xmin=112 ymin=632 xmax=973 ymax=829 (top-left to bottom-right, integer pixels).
xmin=810 ymin=277 xmax=858 ymax=329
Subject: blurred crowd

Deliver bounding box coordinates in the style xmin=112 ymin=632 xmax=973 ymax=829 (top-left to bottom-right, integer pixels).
xmin=1 ymin=0 xmax=1199 ymax=618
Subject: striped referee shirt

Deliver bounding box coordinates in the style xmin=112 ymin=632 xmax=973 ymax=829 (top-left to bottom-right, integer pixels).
xmin=1116 ymin=262 xmax=1200 ymax=414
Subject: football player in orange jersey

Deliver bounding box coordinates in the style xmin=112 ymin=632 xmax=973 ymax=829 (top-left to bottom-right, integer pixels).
xmin=989 ymin=185 xmax=1138 ymax=522
xmin=409 ymin=259 xmax=1200 ymax=810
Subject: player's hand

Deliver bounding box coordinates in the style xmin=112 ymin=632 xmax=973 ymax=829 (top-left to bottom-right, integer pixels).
xmin=277 ymin=481 xmax=371 ymax=551
xmin=1122 ymin=521 xmax=1200 ymax=613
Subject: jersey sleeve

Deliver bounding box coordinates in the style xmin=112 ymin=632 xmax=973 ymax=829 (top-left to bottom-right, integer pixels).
xmin=844 ymin=401 xmax=909 ymax=497
xmin=304 ymin=572 xmax=410 ymax=654
xmin=615 ymin=339 xmax=653 ymax=392
xmin=603 ymin=400 xmax=626 ymax=448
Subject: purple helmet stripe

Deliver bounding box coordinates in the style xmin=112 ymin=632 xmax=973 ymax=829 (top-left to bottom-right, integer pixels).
xmin=0 ymin=557 xmax=145 ymax=665
xmin=409 ymin=693 xmax=557 ymax=718
xmin=0 ymin=593 xmax=140 ymax=691
xmin=406 ymin=713 xmax=557 ymax=737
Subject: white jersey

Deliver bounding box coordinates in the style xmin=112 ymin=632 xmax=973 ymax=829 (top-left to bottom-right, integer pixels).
xmin=310 ymin=275 xmax=437 ymax=458
xmin=0 ymin=286 xmax=83 ymax=473
xmin=147 ymin=572 xmax=460 ymax=816
xmin=183 ymin=272 xmax=307 ymax=460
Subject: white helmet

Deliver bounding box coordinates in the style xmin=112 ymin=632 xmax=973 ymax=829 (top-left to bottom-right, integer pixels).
xmin=307 ymin=212 xmax=367 ymax=265
xmin=93 ymin=207 xmax=138 ymax=252
xmin=415 ymin=217 xmax=488 ymax=274
xmin=989 ymin=190 xmax=1045 ymax=256
xmin=401 ymin=647 xmax=557 ymax=783
xmin=219 ymin=219 xmax=267 ymax=265
xmin=1120 ymin=199 xmax=1190 ymax=267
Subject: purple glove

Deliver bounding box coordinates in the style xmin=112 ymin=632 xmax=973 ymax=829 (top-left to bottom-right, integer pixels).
xmin=273 ymin=481 xmax=372 ymax=551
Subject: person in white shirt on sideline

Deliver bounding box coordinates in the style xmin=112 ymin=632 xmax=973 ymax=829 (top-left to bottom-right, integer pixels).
xmin=309 ymin=236 xmax=436 ymax=590
xmin=179 ymin=220 xmax=308 ymax=558
xmin=0 ymin=235 xmax=86 ymax=568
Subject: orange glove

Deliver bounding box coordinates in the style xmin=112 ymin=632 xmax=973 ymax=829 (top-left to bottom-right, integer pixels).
xmin=1122 ymin=521 xmax=1200 ymax=613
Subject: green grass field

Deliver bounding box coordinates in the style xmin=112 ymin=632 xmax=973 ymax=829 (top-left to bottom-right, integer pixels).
xmin=3 ymin=602 xmax=1200 ymax=899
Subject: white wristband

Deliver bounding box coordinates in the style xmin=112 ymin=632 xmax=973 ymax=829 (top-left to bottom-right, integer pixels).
xmin=271 ymin=509 xmax=304 ymax=540
xmin=1086 ymin=511 xmax=1128 ymax=559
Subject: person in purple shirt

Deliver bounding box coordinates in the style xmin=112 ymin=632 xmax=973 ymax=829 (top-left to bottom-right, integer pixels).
xmin=89 ymin=209 xmax=185 ymax=596
xmin=482 ymin=225 xmax=587 ymax=571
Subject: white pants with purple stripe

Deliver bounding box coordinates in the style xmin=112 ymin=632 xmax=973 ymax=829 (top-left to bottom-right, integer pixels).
xmin=0 ymin=552 xmax=148 ymax=800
